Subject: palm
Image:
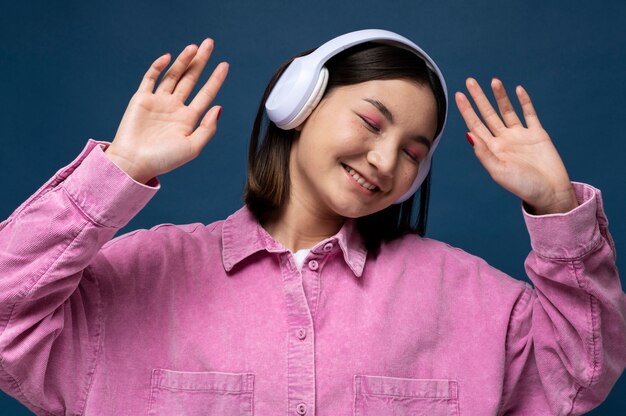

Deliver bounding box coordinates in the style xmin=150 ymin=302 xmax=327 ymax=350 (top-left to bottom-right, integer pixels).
xmin=106 ymin=39 xmax=229 ymax=184
xmin=116 ymin=92 xmax=200 ymax=172
xmin=455 ymin=78 xmax=578 ymax=214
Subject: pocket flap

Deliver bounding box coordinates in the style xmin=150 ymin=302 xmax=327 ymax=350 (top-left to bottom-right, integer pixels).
xmin=153 ymin=368 xmax=254 ymax=392
xmin=355 ymin=375 xmax=457 ymax=399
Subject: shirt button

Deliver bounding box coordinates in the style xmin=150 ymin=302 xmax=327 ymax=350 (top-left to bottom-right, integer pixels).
xmin=296 ymin=403 xmax=307 ymax=415
xmin=323 ymin=242 xmax=333 ymax=252
xmin=296 ymin=328 xmax=306 ymax=340
xmin=308 ymin=260 xmax=319 ymax=270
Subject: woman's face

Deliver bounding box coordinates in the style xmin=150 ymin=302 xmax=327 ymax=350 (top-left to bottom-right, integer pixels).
xmin=289 ymin=78 xmax=438 ymax=219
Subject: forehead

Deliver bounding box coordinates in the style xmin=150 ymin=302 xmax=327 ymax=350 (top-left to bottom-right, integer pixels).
xmin=329 ymin=79 xmax=435 ymax=112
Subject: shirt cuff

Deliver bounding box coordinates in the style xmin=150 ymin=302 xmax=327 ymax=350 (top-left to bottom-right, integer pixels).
xmin=62 ymin=139 xmax=160 ymax=228
xmin=522 ymin=182 xmax=603 ymax=260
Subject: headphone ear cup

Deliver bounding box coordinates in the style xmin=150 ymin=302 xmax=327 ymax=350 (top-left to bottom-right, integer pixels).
xmin=279 ymin=67 xmax=329 ymax=130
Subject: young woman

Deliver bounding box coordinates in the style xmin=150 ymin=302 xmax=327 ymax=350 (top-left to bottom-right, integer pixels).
xmin=0 ymin=30 xmax=624 ymax=415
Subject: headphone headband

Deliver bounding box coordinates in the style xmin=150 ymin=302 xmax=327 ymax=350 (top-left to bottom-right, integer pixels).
xmin=265 ymin=29 xmax=448 ymax=203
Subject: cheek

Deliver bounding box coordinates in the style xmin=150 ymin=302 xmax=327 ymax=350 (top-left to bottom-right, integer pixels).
xmin=397 ymin=166 xmax=418 ymax=190
xmin=339 ymin=115 xmax=366 ymax=139
xmin=339 ymin=117 xmax=373 ymax=150
xmin=319 ymin=116 xmax=366 ymax=153
xmin=295 ymin=111 xmax=367 ymax=170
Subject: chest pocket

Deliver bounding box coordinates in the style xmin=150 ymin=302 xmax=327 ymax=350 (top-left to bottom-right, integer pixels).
xmin=354 ymin=375 xmax=459 ymax=416
xmin=148 ymin=368 xmax=254 ymax=415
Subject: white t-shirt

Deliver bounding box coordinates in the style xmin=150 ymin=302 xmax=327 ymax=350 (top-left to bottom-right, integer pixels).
xmin=292 ymin=248 xmax=311 ymax=271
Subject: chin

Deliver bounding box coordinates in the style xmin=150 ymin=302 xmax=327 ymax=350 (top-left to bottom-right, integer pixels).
xmin=329 ymin=198 xmax=392 ymax=220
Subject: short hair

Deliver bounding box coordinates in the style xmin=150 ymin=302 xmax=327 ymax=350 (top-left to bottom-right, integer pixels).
xmin=244 ymin=42 xmax=447 ymax=251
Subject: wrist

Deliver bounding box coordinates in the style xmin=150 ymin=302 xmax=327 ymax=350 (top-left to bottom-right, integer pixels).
xmin=524 ymin=186 xmax=579 ymax=215
xmin=103 ymin=147 xmax=154 ymax=184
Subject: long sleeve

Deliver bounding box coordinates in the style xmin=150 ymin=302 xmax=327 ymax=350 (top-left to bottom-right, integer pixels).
xmin=499 ymin=182 xmax=626 ymax=415
xmin=0 ymin=140 xmax=158 ymax=415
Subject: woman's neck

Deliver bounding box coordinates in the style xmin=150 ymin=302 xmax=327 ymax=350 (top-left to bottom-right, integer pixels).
xmin=262 ymin=195 xmax=345 ymax=253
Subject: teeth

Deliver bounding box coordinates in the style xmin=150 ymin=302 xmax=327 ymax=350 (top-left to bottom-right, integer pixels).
xmin=344 ymin=165 xmax=377 ymax=191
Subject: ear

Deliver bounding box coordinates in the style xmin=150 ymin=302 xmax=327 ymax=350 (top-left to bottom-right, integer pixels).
xmin=278 ymin=67 xmax=328 ymax=131
xmin=293 ymin=114 xmax=311 ymax=132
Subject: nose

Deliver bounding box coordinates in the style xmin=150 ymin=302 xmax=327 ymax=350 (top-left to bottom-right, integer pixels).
xmin=366 ymin=141 xmax=397 ymax=178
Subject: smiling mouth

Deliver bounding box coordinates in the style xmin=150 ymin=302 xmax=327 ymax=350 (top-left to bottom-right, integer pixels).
xmin=342 ymin=164 xmax=379 ymax=191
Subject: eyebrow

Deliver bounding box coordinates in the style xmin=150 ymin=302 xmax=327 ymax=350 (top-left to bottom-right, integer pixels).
xmin=362 ymin=97 xmax=432 ymax=150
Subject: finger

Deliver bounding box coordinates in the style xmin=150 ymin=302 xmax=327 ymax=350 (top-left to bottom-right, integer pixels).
xmin=467 ymin=131 xmax=501 ymax=178
xmin=155 ymin=43 xmax=199 ymax=95
xmin=465 ymin=77 xmax=506 ymax=134
xmin=491 ymin=78 xmax=522 ymax=127
xmin=173 ymin=38 xmax=215 ymax=102
xmin=188 ymin=62 xmax=229 ymax=115
xmin=454 ymin=91 xmax=495 ymax=141
xmin=188 ymin=105 xmax=222 ymax=156
xmin=137 ymin=53 xmax=171 ymax=93
xmin=516 ymin=85 xmax=543 ymax=129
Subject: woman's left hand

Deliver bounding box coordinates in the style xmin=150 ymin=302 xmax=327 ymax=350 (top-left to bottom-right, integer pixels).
xmin=455 ymin=78 xmax=579 ymax=215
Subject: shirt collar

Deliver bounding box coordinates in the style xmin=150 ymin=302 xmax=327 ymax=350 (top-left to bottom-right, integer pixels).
xmin=221 ymin=206 xmax=367 ymax=277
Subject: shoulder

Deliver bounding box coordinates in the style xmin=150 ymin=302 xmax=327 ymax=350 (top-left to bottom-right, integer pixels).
xmin=376 ymin=232 xmax=529 ymax=295
xmin=88 ymin=218 xmax=228 ymax=289
xmin=95 ymin=218 xmax=227 ymax=268
xmin=103 ymin=219 xmax=224 ymax=249
xmin=380 ymin=232 xmax=484 ymax=265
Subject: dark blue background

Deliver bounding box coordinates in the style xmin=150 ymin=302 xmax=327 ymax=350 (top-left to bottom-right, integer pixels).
xmin=1 ymin=0 xmax=624 ymax=414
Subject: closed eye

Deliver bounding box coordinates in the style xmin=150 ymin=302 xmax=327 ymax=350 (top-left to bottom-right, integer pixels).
xmin=359 ymin=116 xmax=380 ymax=133
xmin=403 ymin=149 xmax=419 ymax=163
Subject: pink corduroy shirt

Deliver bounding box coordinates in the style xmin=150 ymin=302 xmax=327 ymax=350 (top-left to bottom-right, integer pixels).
xmin=1 ymin=139 xmax=625 ymax=416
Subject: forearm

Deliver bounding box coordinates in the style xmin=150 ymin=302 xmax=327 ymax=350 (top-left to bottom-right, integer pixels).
xmin=502 ymin=182 xmax=626 ymax=415
xmin=0 ymin=139 xmax=158 ymax=414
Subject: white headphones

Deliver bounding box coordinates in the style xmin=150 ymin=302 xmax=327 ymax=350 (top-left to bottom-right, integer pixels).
xmin=265 ymin=29 xmax=448 ymax=203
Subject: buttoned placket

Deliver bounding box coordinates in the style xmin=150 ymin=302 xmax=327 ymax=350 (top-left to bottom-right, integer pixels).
xmin=280 ymin=241 xmax=335 ymax=415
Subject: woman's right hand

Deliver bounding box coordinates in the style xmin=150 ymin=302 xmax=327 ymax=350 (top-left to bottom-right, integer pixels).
xmin=104 ymin=38 xmax=229 ymax=184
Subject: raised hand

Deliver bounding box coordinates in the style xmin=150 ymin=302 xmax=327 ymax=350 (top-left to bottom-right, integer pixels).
xmin=455 ymin=78 xmax=579 ymax=215
xmin=104 ymin=38 xmax=229 ymax=184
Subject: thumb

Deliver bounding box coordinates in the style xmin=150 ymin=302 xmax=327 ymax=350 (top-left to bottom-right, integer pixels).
xmin=189 ymin=106 xmax=222 ymax=156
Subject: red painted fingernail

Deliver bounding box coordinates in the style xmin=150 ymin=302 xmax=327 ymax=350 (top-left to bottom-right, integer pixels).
xmin=466 ymin=132 xmax=474 ymax=146
xmin=216 ymin=107 xmax=222 ymax=120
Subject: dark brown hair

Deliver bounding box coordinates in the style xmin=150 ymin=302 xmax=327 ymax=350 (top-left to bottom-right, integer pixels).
xmin=244 ymin=42 xmax=446 ymax=250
